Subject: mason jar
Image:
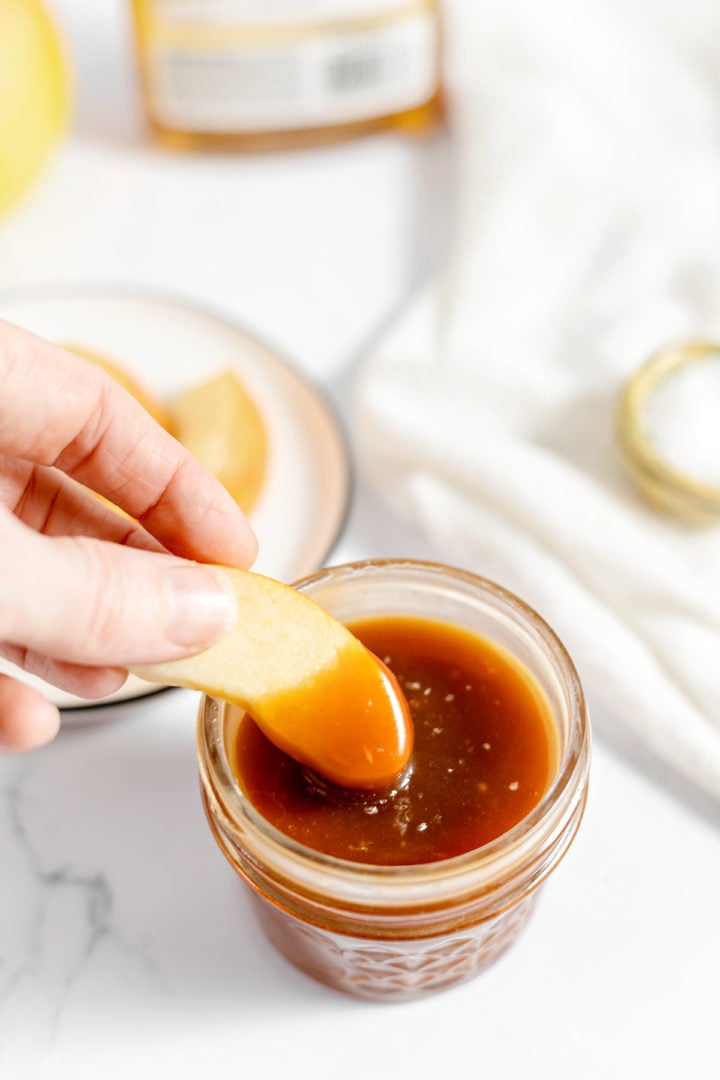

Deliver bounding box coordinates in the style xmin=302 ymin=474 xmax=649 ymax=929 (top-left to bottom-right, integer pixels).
xmin=197 ymin=559 xmax=591 ymax=1002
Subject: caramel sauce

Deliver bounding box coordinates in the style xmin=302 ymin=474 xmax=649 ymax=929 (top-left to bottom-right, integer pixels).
xmin=232 ymin=616 xmax=558 ymax=866
xmin=251 ymin=648 xmax=413 ymax=790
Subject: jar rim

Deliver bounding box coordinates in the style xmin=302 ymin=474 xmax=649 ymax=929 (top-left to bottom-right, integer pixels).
xmin=199 ymin=559 xmax=591 ymax=892
xmin=617 ymin=340 xmax=720 ymax=521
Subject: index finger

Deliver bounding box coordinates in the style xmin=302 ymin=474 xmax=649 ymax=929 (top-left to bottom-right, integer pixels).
xmin=0 ymin=319 xmax=257 ymax=567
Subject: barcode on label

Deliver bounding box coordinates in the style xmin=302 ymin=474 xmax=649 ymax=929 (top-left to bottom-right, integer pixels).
xmin=324 ymin=47 xmax=386 ymax=93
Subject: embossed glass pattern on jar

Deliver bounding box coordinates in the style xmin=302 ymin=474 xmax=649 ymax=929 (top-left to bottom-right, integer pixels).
xmin=197 ymin=560 xmax=591 ymax=1002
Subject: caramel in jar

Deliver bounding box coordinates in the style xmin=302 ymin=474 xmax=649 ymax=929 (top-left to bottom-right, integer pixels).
xmin=233 ymin=615 xmax=558 ymax=864
xmin=198 ymin=561 xmax=590 ymax=1001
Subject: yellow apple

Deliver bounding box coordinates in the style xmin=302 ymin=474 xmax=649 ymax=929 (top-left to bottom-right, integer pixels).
xmin=0 ymin=0 xmax=70 ymax=214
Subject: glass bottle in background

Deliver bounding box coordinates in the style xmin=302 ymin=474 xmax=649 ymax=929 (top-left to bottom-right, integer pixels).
xmin=130 ymin=0 xmax=444 ymax=151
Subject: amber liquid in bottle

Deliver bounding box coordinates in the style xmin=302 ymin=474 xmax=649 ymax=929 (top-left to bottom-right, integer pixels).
xmin=130 ymin=0 xmax=444 ymax=151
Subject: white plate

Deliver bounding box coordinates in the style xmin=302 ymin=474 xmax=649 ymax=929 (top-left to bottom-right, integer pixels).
xmin=0 ymin=287 xmax=351 ymax=709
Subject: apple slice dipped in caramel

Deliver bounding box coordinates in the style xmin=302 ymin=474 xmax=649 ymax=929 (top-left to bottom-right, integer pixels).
xmin=133 ymin=568 xmax=413 ymax=789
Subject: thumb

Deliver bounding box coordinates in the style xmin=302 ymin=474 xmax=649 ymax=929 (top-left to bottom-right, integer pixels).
xmin=0 ymin=675 xmax=60 ymax=751
xmin=0 ymin=514 xmax=237 ymax=667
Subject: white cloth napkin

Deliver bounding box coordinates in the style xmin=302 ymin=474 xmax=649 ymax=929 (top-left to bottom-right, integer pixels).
xmin=355 ymin=0 xmax=720 ymax=801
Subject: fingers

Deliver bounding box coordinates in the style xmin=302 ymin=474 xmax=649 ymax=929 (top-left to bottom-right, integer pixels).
xmin=0 ymin=642 xmax=128 ymax=699
xmin=0 ymin=455 xmax=166 ymax=552
xmin=0 ymin=319 xmax=257 ymax=568
xmin=0 ymin=510 xmax=238 ymax=667
xmin=0 ymin=674 xmax=60 ymax=752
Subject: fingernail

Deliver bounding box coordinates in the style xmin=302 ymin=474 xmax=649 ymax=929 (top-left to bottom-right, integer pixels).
xmin=164 ymin=566 xmax=237 ymax=648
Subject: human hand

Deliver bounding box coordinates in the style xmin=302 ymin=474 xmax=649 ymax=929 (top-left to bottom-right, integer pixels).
xmin=0 ymin=318 xmax=257 ymax=751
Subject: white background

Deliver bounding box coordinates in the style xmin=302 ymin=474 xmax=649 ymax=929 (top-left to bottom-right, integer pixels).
xmin=0 ymin=2 xmax=718 ymax=1078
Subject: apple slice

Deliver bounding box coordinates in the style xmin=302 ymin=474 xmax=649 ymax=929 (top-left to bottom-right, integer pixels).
xmin=170 ymin=371 xmax=268 ymax=515
xmin=65 ymin=343 xmax=172 ymax=430
xmin=133 ymin=568 xmax=413 ymax=789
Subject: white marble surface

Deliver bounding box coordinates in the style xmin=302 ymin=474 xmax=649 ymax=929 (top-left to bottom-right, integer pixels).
xmin=1 ymin=3 xmax=719 ymax=1077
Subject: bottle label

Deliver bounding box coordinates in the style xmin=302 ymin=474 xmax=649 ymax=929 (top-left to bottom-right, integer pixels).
xmin=154 ymin=1 xmax=422 ymax=29
xmin=142 ymin=4 xmax=439 ymax=132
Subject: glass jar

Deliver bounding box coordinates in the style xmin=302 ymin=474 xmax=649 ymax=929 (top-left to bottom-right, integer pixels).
xmin=197 ymin=559 xmax=591 ymax=1002
xmin=618 ymin=341 xmax=720 ymax=522
xmin=130 ymin=0 xmax=444 ymax=151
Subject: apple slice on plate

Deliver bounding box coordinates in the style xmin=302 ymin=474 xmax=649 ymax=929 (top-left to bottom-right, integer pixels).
xmin=170 ymin=370 xmax=268 ymax=515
